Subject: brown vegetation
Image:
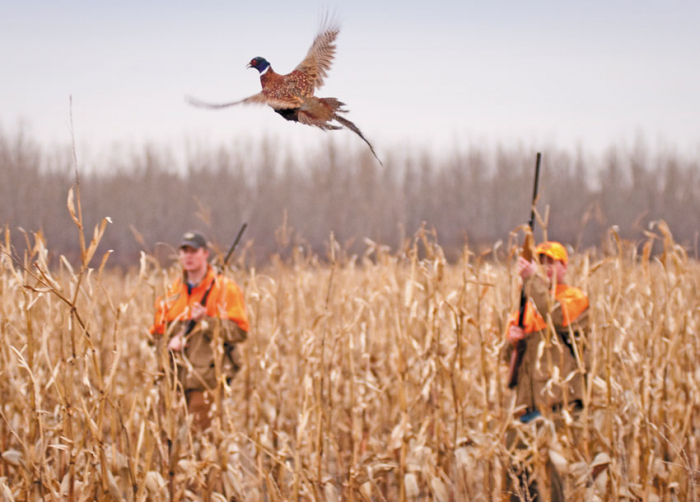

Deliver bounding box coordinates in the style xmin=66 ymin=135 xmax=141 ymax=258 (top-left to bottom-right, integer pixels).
xmin=1 ymin=201 xmax=699 ymax=499
xmin=1 ymin=129 xmax=699 ymax=499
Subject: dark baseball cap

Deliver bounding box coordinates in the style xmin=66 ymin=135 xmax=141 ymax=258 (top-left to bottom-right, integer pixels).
xmin=179 ymin=231 xmax=208 ymax=250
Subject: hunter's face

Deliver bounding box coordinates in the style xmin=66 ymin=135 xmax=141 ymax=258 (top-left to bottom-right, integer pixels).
xmin=540 ymin=254 xmax=567 ymax=284
xmin=178 ymin=246 xmax=209 ymax=274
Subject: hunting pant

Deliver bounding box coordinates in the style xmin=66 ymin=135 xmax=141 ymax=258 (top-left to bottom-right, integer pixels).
xmin=505 ymin=417 xmax=565 ymax=502
xmin=186 ymin=389 xmax=214 ymax=432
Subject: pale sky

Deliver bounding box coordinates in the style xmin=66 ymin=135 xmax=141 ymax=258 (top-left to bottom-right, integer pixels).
xmin=2 ymin=0 xmax=699 ymax=164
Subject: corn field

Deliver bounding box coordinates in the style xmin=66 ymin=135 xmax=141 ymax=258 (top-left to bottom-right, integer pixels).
xmin=1 ymin=186 xmax=700 ymax=501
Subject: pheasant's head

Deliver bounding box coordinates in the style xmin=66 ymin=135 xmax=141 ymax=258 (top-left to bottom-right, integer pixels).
xmin=246 ymin=57 xmax=270 ymax=73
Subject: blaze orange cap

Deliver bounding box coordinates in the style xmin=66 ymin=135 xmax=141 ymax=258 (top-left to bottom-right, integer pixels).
xmin=536 ymin=241 xmax=568 ymax=265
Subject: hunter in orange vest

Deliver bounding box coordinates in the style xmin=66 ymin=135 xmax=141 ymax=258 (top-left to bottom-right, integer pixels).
xmin=505 ymin=241 xmax=590 ymax=502
xmin=150 ymin=231 xmax=249 ymax=430
xmin=507 ymin=241 xmax=589 ymax=415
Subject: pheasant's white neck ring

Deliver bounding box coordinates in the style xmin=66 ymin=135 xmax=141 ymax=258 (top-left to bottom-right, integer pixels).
xmin=260 ymin=65 xmax=270 ymax=75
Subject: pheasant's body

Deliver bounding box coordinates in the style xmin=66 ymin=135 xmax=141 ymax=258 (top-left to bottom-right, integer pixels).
xmin=274 ymin=97 xmax=338 ymax=128
xmin=260 ymin=68 xmax=314 ymax=103
xmin=187 ymin=21 xmax=381 ymax=164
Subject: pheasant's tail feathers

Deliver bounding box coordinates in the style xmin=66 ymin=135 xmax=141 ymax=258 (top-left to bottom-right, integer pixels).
xmin=333 ymin=114 xmax=383 ymax=166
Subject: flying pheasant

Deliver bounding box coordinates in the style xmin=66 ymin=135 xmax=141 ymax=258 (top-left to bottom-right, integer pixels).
xmin=186 ymin=22 xmax=382 ymax=164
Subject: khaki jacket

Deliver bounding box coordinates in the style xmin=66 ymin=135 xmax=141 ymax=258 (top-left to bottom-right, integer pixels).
xmin=510 ymin=275 xmax=590 ymax=412
xmin=173 ymin=317 xmax=247 ymax=391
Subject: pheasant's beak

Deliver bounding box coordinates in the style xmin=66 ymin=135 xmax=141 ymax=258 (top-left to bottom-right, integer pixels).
xmin=245 ymin=63 xmax=253 ymax=69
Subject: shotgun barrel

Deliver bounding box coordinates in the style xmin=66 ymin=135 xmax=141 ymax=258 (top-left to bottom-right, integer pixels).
xmin=507 ymin=153 xmax=541 ymax=389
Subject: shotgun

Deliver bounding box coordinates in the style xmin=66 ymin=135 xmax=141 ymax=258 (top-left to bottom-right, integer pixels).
xmin=507 ymin=153 xmax=541 ymax=389
xmin=182 ymin=222 xmax=247 ymax=336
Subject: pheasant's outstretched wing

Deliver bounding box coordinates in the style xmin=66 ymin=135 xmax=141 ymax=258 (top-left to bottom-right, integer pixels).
xmin=293 ymin=23 xmax=339 ymax=92
xmin=186 ymin=92 xmax=299 ymax=110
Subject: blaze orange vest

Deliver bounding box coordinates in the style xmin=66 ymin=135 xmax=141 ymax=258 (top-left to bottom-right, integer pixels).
xmin=150 ymin=266 xmax=249 ymax=335
xmin=514 ymin=284 xmax=588 ymax=333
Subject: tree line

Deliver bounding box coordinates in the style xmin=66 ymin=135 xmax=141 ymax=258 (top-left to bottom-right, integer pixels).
xmin=1 ymin=128 xmax=698 ymax=266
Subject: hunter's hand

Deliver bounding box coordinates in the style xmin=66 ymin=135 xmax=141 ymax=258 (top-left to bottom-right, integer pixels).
xmin=517 ymin=257 xmax=537 ymax=279
xmin=507 ymin=325 xmax=527 ymax=344
xmin=190 ymin=303 xmax=207 ymax=322
xmin=168 ymin=333 xmax=185 ymax=352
